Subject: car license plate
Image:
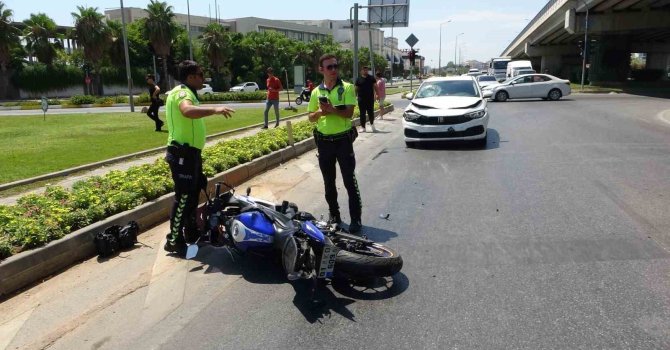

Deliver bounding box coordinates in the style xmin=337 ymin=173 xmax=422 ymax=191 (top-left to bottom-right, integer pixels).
xmin=317 ymin=245 xmax=337 ymax=279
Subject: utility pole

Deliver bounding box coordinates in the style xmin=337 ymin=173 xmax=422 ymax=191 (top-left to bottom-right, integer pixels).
xmin=120 ymin=0 xmax=134 ymax=112
xmin=455 ymin=32 xmax=464 ymax=74
xmin=187 ymin=0 xmax=193 ymax=60
xmin=439 ymin=20 xmax=451 ymax=76
xmin=353 ymin=3 xmax=359 ymax=79
xmin=579 ymin=0 xmax=589 ymax=92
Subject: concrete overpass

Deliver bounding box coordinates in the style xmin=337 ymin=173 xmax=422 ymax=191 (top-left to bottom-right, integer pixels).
xmin=501 ymin=0 xmax=670 ymax=83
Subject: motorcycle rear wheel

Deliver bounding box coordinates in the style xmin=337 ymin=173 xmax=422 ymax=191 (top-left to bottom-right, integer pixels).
xmin=295 ymin=97 xmax=303 ymax=105
xmin=335 ymin=243 xmax=403 ymax=279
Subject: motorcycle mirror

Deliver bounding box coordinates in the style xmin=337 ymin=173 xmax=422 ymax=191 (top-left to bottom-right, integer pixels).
xmin=185 ymin=243 xmax=199 ymax=259
xmin=246 ymin=187 xmax=251 ymax=196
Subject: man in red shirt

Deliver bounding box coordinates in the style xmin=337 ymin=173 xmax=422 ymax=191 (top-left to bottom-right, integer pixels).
xmin=263 ymin=67 xmax=283 ymax=128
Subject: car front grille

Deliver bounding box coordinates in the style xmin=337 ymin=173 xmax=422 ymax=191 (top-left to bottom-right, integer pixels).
xmin=404 ymin=125 xmax=485 ymax=139
xmin=410 ymin=115 xmax=470 ymax=125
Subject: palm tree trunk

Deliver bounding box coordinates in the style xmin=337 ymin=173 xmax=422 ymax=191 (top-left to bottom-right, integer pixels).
xmin=162 ymin=56 xmax=169 ymax=91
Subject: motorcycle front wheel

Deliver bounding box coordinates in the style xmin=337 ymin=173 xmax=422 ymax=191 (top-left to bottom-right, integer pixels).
xmin=295 ymin=97 xmax=303 ymax=105
xmin=334 ymin=243 xmax=403 ymax=279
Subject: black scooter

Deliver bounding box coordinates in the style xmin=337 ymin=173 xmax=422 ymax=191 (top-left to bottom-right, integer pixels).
xmin=295 ymin=88 xmax=311 ymax=105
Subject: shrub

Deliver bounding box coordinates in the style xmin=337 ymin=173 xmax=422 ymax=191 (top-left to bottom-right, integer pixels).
xmin=94 ymin=97 xmax=115 ymax=105
xmin=0 ymin=120 xmax=320 ymax=259
xmin=113 ymin=95 xmax=129 ymax=103
xmin=69 ymin=95 xmax=97 ymax=105
xmin=13 ymin=64 xmax=84 ymax=93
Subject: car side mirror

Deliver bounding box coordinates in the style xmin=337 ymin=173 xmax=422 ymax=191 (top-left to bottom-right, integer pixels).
xmin=509 ymin=81 xmax=515 ymax=85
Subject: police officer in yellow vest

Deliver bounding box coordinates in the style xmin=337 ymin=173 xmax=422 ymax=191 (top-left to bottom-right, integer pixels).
xmin=164 ymin=60 xmax=235 ymax=256
xmin=308 ymin=53 xmax=363 ymax=234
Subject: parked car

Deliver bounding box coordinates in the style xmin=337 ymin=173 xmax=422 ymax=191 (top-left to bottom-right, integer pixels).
xmin=229 ymin=82 xmax=259 ymax=92
xmin=476 ymin=75 xmax=499 ymax=89
xmin=402 ymin=76 xmax=489 ymax=147
xmin=466 ymin=68 xmax=483 ymax=77
xmin=482 ymin=74 xmax=571 ymax=102
xmin=198 ymin=83 xmax=213 ymax=95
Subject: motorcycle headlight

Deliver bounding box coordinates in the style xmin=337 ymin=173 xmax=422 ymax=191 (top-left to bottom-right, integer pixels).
xmin=464 ymin=109 xmax=486 ymax=119
xmin=403 ymin=110 xmax=421 ymax=121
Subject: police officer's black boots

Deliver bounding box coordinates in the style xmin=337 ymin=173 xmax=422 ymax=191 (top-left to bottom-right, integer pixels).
xmin=348 ymin=218 xmax=362 ymax=235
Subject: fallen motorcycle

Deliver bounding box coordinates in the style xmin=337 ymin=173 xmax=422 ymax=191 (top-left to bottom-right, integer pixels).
xmin=187 ymin=182 xmax=403 ymax=283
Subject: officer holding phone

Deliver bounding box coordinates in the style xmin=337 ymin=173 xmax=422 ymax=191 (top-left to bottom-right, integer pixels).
xmin=307 ymin=53 xmax=363 ymax=234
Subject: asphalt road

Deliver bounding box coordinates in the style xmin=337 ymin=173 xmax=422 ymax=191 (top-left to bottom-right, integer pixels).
xmin=3 ymin=94 xmax=670 ymax=350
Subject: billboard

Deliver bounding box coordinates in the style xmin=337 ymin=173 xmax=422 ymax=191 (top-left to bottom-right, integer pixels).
xmin=367 ymin=0 xmax=410 ymax=28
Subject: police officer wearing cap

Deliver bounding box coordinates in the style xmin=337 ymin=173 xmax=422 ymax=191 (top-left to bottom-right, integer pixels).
xmin=308 ymin=53 xmax=363 ymax=234
xmin=163 ymin=60 xmax=235 ymax=256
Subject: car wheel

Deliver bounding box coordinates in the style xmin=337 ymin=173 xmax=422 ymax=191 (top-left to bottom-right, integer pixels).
xmin=495 ymin=91 xmax=508 ymax=102
xmin=548 ymin=89 xmax=562 ymax=101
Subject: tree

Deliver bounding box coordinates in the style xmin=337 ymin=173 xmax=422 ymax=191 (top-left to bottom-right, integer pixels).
xmin=145 ymin=0 xmax=177 ymax=90
xmin=106 ymin=20 xmax=125 ymax=67
xmin=201 ymin=23 xmax=232 ymax=91
xmin=0 ymin=1 xmax=21 ymax=98
xmin=23 ymin=13 xmax=62 ymax=66
xmin=72 ymin=6 xmax=111 ymax=95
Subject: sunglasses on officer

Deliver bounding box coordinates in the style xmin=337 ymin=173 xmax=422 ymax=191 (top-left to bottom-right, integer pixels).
xmin=324 ymin=63 xmax=339 ymax=71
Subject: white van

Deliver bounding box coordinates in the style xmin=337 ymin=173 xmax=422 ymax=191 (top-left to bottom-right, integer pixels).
xmin=506 ymin=60 xmax=533 ymax=79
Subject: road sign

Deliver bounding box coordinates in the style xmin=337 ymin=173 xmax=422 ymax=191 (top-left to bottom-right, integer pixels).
xmin=405 ymin=33 xmax=419 ymax=48
xmin=41 ymin=96 xmax=48 ymax=121
xmin=367 ymin=0 xmax=410 ymax=28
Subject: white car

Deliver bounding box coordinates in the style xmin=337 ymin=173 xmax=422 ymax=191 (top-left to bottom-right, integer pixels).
xmin=229 ymin=82 xmax=259 ymax=93
xmin=476 ymin=75 xmax=499 ymax=89
xmin=402 ymin=76 xmax=489 ymax=147
xmin=483 ymin=74 xmax=571 ymax=102
xmin=198 ymin=83 xmax=213 ymax=95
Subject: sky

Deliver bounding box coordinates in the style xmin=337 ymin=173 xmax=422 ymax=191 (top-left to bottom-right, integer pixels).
xmin=3 ymin=0 xmax=547 ymax=66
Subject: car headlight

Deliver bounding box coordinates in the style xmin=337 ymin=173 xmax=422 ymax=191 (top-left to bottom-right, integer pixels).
xmin=464 ymin=109 xmax=486 ymax=119
xmin=403 ymin=110 xmax=421 ymax=121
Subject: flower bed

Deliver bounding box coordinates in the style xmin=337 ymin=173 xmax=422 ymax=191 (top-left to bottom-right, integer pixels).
xmin=0 ymin=121 xmax=316 ymax=260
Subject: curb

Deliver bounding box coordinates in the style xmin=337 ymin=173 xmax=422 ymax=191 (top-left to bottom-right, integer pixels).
xmin=0 ymin=105 xmax=394 ymax=297
xmin=0 ymin=112 xmax=309 ymax=192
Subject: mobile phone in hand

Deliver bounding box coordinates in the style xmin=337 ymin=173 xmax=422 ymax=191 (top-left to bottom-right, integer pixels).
xmin=318 ymin=96 xmax=329 ymax=104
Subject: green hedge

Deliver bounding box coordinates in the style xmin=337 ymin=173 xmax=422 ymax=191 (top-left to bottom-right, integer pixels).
xmin=12 ymin=64 xmax=147 ymax=93
xmin=0 ymin=121 xmax=316 ymax=260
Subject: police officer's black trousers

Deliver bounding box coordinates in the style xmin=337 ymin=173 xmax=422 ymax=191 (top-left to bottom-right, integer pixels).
xmin=165 ymin=144 xmax=207 ymax=244
xmin=316 ymin=136 xmax=362 ymax=222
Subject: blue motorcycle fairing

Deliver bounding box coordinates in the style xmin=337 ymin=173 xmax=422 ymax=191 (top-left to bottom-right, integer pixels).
xmin=302 ymin=221 xmax=325 ymax=243
xmin=231 ymin=211 xmax=275 ymax=251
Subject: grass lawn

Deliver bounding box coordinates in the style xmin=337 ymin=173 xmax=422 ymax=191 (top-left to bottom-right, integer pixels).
xmin=1 ymin=106 xmax=307 ymax=184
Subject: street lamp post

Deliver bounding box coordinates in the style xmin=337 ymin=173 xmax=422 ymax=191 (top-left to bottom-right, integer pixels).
xmin=120 ymin=0 xmax=134 ymax=112
xmin=578 ymin=0 xmax=589 ymax=92
xmin=186 ymin=0 xmax=193 ymax=60
xmin=439 ymin=20 xmax=451 ymax=76
xmin=455 ymin=32 xmax=464 ymax=74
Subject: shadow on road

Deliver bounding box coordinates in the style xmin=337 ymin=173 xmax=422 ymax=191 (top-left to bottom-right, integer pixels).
xmin=291 ymin=279 xmax=357 ymax=324
xmin=362 ymin=225 xmax=399 ymax=243
xmin=412 ymin=128 xmax=500 ymax=151
xmin=331 ymin=272 xmax=409 ymax=301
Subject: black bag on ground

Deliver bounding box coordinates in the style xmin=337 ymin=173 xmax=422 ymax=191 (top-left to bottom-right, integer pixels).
xmin=95 ymin=225 xmax=121 ymax=257
xmin=117 ymin=221 xmax=139 ymax=249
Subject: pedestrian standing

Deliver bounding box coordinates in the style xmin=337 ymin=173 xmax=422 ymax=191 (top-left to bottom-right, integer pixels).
xmin=355 ymin=66 xmax=378 ymax=133
xmin=163 ymin=60 xmax=235 ymax=256
xmin=375 ymin=71 xmax=387 ymax=120
xmin=308 ymin=53 xmax=363 ymax=234
xmin=146 ymin=74 xmax=164 ymax=131
xmin=262 ymin=67 xmax=283 ymax=129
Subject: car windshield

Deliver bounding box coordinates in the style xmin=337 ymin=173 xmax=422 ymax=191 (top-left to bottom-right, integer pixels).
xmin=415 ymin=80 xmax=479 ymax=98
xmin=478 ymin=76 xmax=496 ymax=82
xmin=234 ymin=83 xmax=245 ymax=87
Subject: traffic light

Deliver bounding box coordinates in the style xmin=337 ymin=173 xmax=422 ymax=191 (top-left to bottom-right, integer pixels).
xmin=409 ymin=49 xmax=416 ymax=66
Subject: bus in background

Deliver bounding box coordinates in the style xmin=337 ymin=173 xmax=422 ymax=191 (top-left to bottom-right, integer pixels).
xmin=488 ymin=57 xmax=511 ymax=82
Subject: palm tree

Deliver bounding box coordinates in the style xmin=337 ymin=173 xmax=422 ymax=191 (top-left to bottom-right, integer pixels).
xmin=145 ymin=0 xmax=176 ymax=90
xmin=106 ymin=20 xmax=126 ymax=67
xmin=23 ymin=13 xmax=61 ymax=66
xmin=0 ymin=1 xmax=20 ymax=98
xmin=72 ymin=6 xmax=111 ymax=95
xmin=201 ymin=23 xmax=231 ymax=90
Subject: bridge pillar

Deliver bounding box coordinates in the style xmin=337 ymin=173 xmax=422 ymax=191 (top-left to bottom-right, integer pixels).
xmin=589 ymin=35 xmax=631 ymax=83
xmin=540 ymin=55 xmax=562 ymax=76
xmin=646 ymin=53 xmax=670 ymax=81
